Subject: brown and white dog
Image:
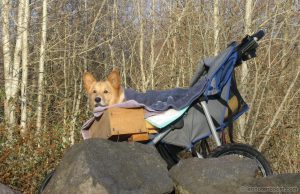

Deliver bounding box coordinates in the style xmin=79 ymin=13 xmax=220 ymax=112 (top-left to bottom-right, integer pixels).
xmin=83 ymin=69 xmax=125 ymax=110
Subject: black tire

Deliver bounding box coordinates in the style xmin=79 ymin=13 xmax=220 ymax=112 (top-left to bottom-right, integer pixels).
xmin=157 ymin=142 xmax=273 ymax=177
xmin=209 ymin=143 xmax=273 ymax=177
xmin=156 ymin=143 xmax=180 ymax=169
xmin=38 ymin=170 xmax=55 ymax=194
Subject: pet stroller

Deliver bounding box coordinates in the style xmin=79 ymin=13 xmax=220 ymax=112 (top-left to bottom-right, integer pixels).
xmin=38 ymin=30 xmax=272 ymax=193
xmin=137 ymin=30 xmax=273 ymax=176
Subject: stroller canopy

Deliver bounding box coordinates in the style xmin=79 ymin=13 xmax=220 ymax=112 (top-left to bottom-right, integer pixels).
xmin=125 ymin=42 xmax=238 ymax=111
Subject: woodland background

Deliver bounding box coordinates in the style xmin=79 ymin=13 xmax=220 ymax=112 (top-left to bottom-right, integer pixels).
xmin=0 ymin=0 xmax=299 ymax=193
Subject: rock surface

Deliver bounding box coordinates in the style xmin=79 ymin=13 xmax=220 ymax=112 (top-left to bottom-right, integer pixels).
xmin=241 ymin=173 xmax=300 ymax=194
xmin=0 ymin=183 xmax=22 ymax=194
xmin=42 ymin=139 xmax=173 ymax=194
xmin=169 ymin=155 xmax=259 ymax=194
xmin=169 ymin=156 xmax=300 ymax=194
xmin=41 ymin=140 xmax=300 ymax=194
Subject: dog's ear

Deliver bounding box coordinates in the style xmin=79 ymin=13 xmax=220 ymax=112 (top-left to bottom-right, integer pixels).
xmin=107 ymin=69 xmax=121 ymax=89
xmin=83 ymin=72 xmax=96 ymax=92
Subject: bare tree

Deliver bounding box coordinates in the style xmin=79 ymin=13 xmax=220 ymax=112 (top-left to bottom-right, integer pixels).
xmin=63 ymin=28 xmax=69 ymax=130
xmin=138 ymin=0 xmax=146 ymax=92
xmin=149 ymin=0 xmax=157 ymax=89
xmin=12 ymin=0 xmax=25 ymax=106
xmin=213 ymin=0 xmax=220 ymax=56
xmin=237 ymin=0 xmax=253 ymax=142
xmin=1 ymin=0 xmax=13 ymax=133
xmin=1 ymin=0 xmax=24 ymax=137
xmin=20 ymin=0 xmax=30 ymax=135
xmin=36 ymin=0 xmax=48 ymax=132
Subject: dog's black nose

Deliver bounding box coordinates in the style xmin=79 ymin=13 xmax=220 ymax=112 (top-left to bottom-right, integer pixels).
xmin=95 ymin=97 xmax=101 ymax=103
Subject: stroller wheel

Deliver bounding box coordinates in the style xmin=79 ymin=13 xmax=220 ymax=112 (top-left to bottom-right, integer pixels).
xmin=209 ymin=143 xmax=273 ymax=177
xmin=156 ymin=143 xmax=182 ymax=169
xmin=38 ymin=170 xmax=55 ymax=193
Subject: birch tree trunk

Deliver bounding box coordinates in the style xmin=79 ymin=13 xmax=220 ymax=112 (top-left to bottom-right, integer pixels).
xmin=20 ymin=0 xmax=30 ymax=135
xmin=69 ymin=37 xmax=79 ymax=145
xmin=279 ymin=1 xmax=291 ymax=84
xmin=213 ymin=0 xmax=220 ymax=56
xmin=172 ymin=34 xmax=178 ymax=87
xmin=70 ymin=80 xmax=83 ymax=145
xmin=237 ymin=0 xmax=253 ymax=142
xmin=1 ymin=0 xmax=13 ymax=134
xmin=109 ymin=0 xmax=118 ymax=68
xmin=63 ymin=28 xmax=68 ymax=129
xmin=241 ymin=0 xmax=252 ymax=84
xmin=149 ymin=0 xmax=156 ymax=89
xmin=138 ymin=0 xmax=146 ymax=91
xmin=36 ymin=0 xmax=48 ymax=133
xmin=188 ymin=19 xmax=193 ymax=81
xmin=244 ymin=0 xmax=252 ymax=36
xmin=12 ymin=0 xmax=24 ymax=104
xmin=122 ymin=50 xmax=127 ymax=88
xmin=1 ymin=0 xmax=23 ymax=136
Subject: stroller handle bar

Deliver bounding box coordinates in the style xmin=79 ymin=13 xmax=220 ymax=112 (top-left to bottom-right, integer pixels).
xmin=252 ymin=30 xmax=265 ymax=41
xmin=190 ymin=30 xmax=265 ymax=87
xmin=237 ymin=30 xmax=265 ymax=63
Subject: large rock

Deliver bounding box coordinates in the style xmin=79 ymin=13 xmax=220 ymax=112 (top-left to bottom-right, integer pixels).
xmin=170 ymin=156 xmax=300 ymax=194
xmin=169 ymin=155 xmax=258 ymax=194
xmin=43 ymin=139 xmax=173 ymax=194
xmin=0 ymin=183 xmax=21 ymax=194
xmin=240 ymin=173 xmax=300 ymax=194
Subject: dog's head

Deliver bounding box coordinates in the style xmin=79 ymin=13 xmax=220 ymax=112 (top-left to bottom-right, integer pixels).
xmin=83 ymin=70 xmax=124 ymax=109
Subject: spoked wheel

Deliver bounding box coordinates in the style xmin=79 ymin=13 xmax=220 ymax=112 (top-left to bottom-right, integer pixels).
xmin=209 ymin=143 xmax=273 ymax=177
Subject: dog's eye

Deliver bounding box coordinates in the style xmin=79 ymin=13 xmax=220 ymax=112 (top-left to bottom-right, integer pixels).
xmin=103 ymin=90 xmax=109 ymax=94
xmin=93 ymin=90 xmax=96 ymax=93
